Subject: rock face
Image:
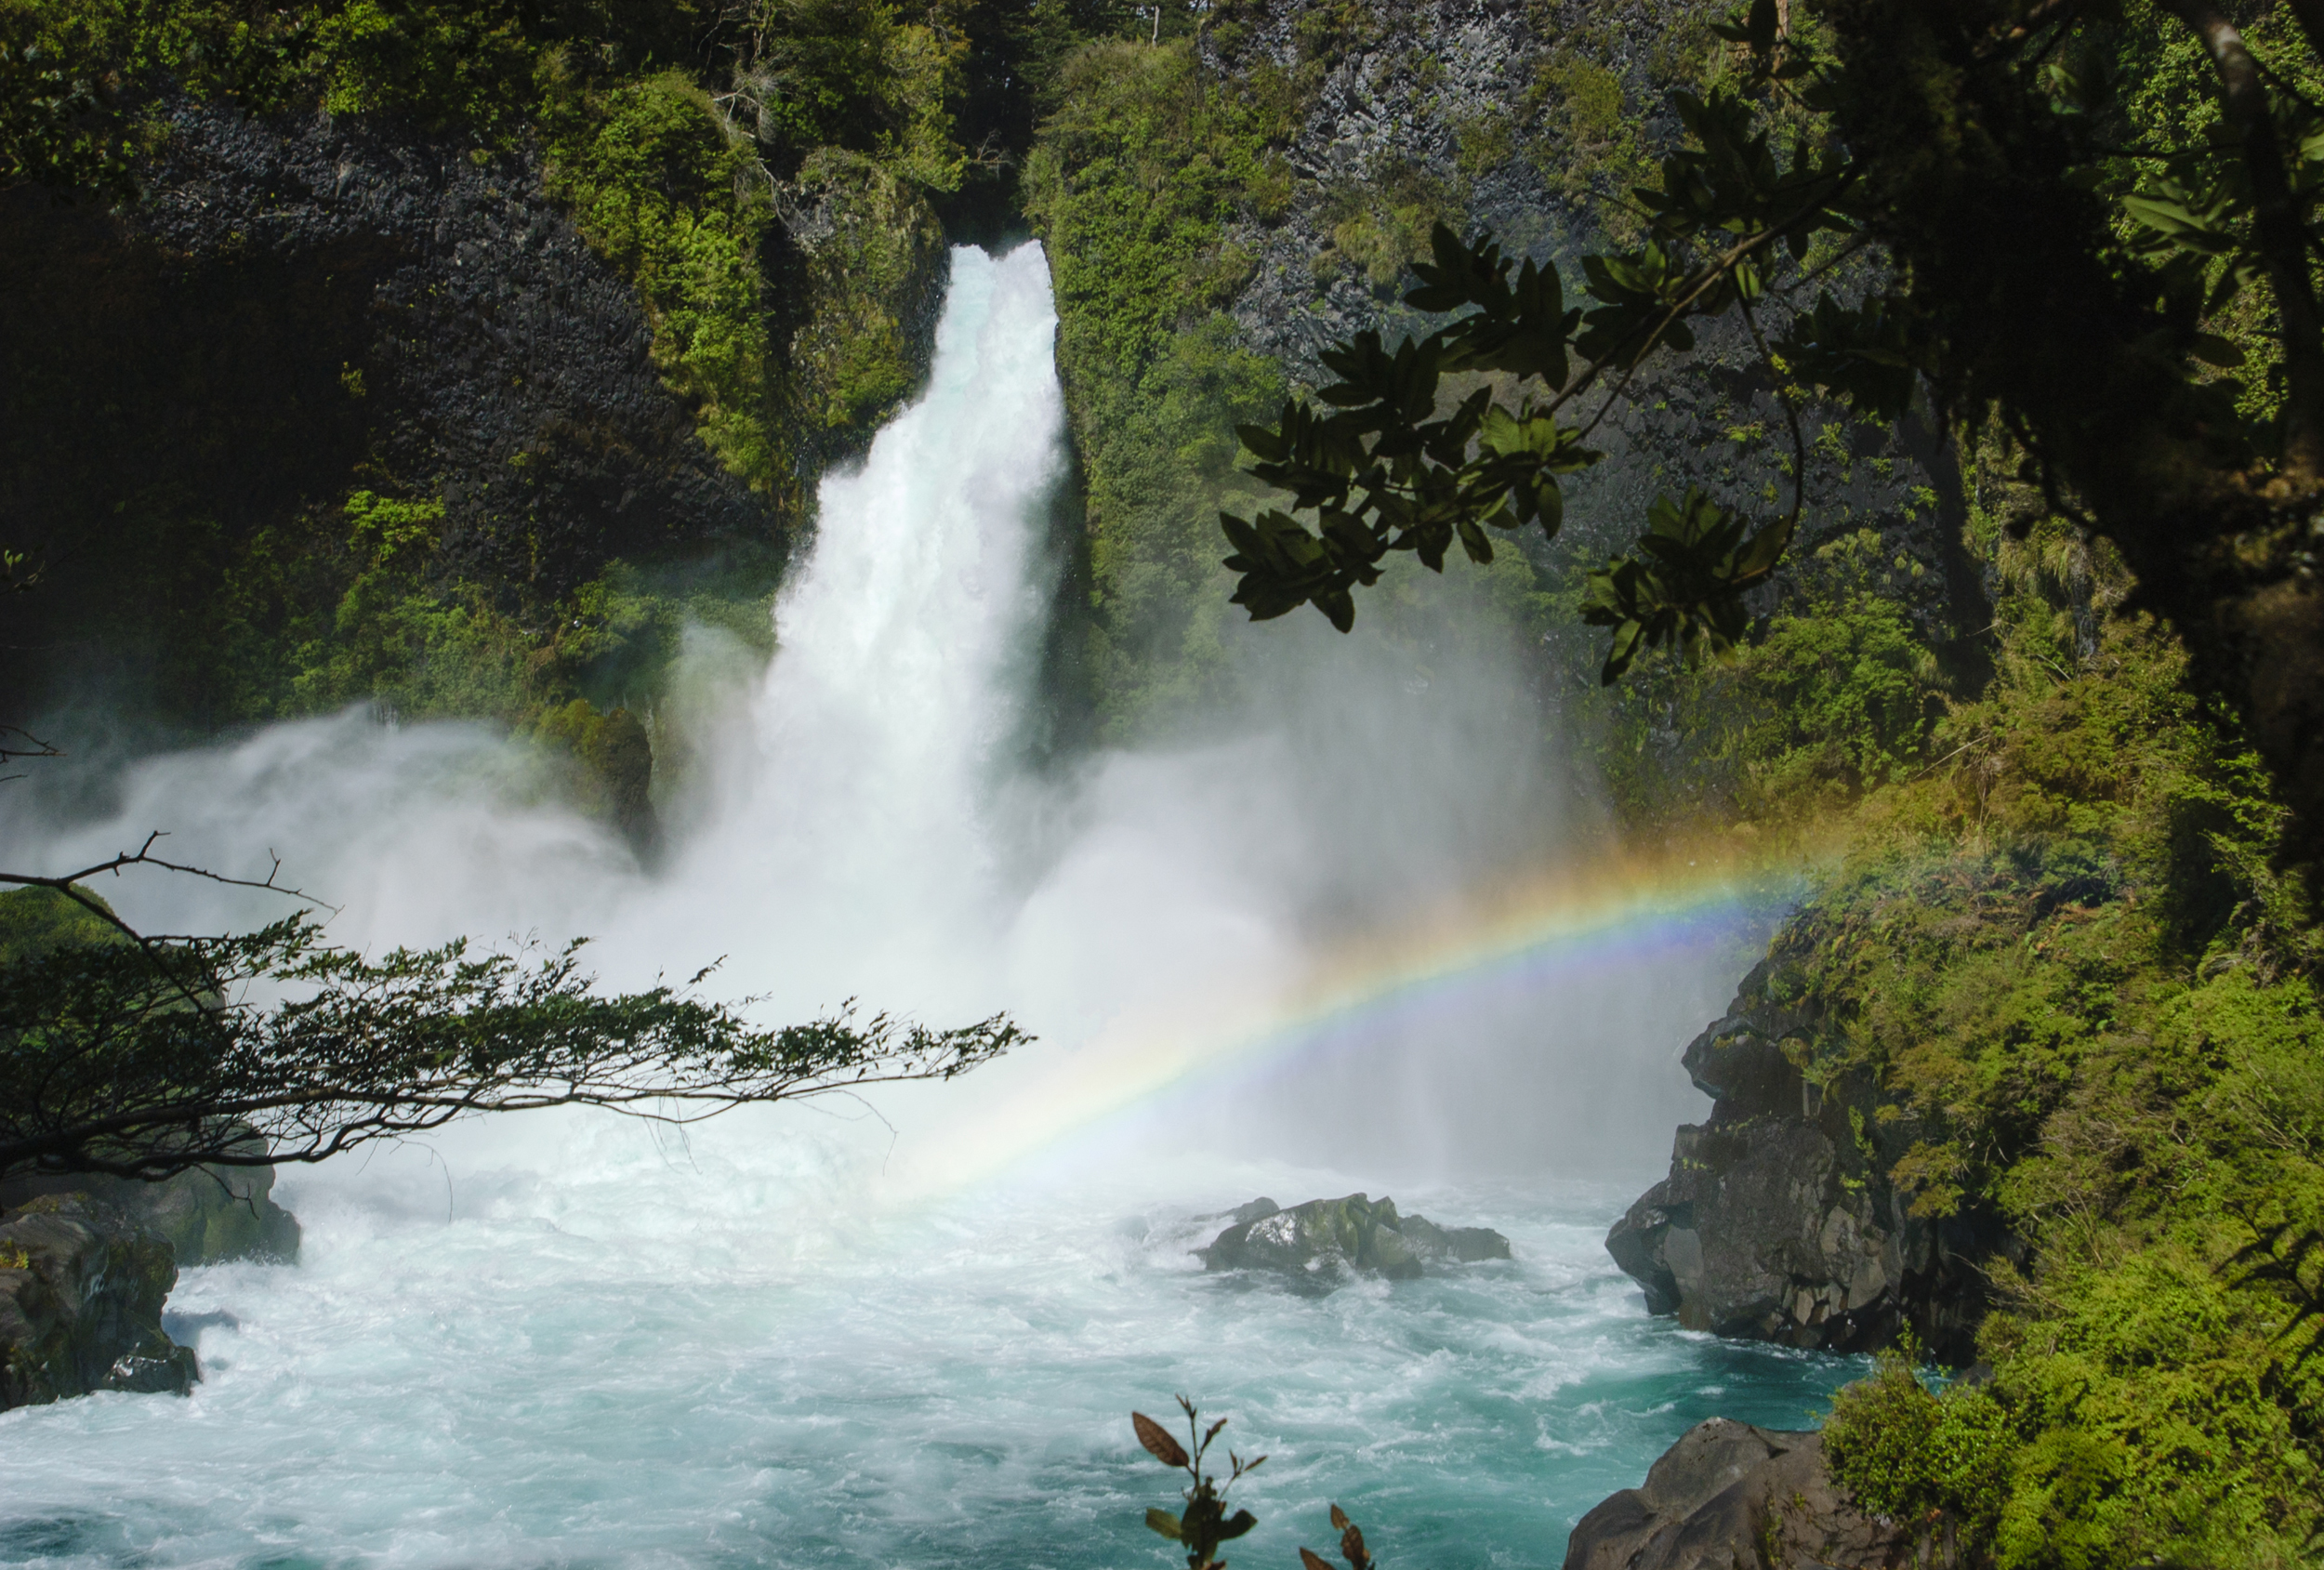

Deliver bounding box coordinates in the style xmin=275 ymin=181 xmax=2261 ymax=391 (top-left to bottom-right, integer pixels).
xmin=0 ymin=1194 xmax=199 ymax=1411
xmin=1605 ymin=966 xmax=2014 ymax=1362
xmin=0 ymin=1162 xmax=299 ymax=1267
xmin=1203 ymin=1 xmax=1984 ymax=652
xmin=1199 ymin=1194 xmax=1511 ymax=1286
xmin=1563 ymin=1418 xmax=1947 ymax=1570
xmin=0 ymin=97 xmax=793 ymax=725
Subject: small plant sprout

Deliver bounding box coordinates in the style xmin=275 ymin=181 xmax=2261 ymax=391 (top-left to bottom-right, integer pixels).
xmin=1299 ymin=1504 xmax=1377 ymax=1570
xmin=1133 ymin=1397 xmax=1266 ymax=1569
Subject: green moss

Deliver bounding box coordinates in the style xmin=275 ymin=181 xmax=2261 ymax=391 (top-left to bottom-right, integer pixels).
xmin=1024 ymin=34 xmax=1307 ymax=732
xmin=0 ymin=887 xmax=122 ymax=965
xmin=786 ymin=147 xmax=947 ymax=443
xmin=1320 ymin=159 xmax=1460 ymax=292
xmin=1529 ymin=54 xmax=1655 ymax=240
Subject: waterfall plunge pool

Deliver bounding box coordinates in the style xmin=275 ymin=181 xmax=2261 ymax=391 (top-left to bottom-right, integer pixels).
xmin=0 ymin=244 xmax=1856 ymax=1567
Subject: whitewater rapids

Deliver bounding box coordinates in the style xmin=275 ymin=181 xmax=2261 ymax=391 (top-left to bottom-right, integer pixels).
xmin=0 ymin=245 xmax=1857 ymax=1567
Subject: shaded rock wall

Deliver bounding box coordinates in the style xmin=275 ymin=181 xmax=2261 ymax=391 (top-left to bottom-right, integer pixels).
xmin=0 ymin=99 xmax=786 ymax=720
xmin=1604 ymin=964 xmax=2015 ymax=1362
xmin=0 ymin=1194 xmax=198 ymax=1411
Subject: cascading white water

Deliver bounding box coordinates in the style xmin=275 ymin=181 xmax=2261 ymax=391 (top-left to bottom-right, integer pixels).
xmin=650 ymin=248 xmax=1063 ymax=1001
xmin=0 ymin=245 xmax=1856 ymax=1568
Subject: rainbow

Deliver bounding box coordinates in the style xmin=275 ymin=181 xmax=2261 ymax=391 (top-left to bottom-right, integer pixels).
xmin=896 ymin=836 xmax=1821 ymax=1193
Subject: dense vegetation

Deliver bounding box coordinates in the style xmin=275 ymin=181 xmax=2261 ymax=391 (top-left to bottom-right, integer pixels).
xmin=0 ymin=0 xmax=1146 ymax=804
xmin=7 ymin=0 xmax=2324 ymax=1564
xmin=1790 ymin=487 xmax=2323 ymax=1565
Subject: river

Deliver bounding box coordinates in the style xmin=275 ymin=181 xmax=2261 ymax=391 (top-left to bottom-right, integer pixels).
xmin=0 ymin=244 xmax=1856 ymax=1568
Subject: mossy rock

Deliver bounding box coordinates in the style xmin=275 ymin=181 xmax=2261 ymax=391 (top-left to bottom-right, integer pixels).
xmin=1198 ymin=1194 xmax=1511 ymax=1289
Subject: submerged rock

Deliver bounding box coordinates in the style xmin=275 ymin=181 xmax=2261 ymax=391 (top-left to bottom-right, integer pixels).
xmin=0 ymin=1194 xmax=199 ymax=1411
xmin=1562 ymin=1418 xmax=1947 ymax=1570
xmin=1607 ymin=965 xmax=2014 ymax=1361
xmin=1198 ymin=1194 xmax=1510 ymax=1286
xmin=0 ymin=1160 xmax=300 ymax=1268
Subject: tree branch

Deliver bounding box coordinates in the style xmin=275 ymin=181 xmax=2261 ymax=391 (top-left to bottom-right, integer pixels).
xmin=2164 ymin=0 xmax=2324 ymax=479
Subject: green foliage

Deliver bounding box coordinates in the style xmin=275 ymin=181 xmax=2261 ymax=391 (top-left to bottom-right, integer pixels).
xmin=1023 ymin=33 xmax=1305 ymax=731
xmin=1824 ymin=1349 xmax=2017 ymax=1553
xmin=1132 ymin=1400 xmax=1263 ymax=1570
xmin=0 ymin=885 xmax=121 ymax=965
xmin=1756 ymin=511 xmax=2324 ymax=1566
xmin=1572 ymin=527 xmax=1946 ymax=835
xmin=735 ymin=0 xmax=964 ymax=189
xmin=784 ymin=146 xmax=948 ymax=442
xmin=539 ymin=65 xmax=783 ymax=487
xmin=1129 ymin=1400 xmax=1381 ymax=1570
xmin=308 ymin=0 xmax=533 ymax=132
xmin=0 ymin=909 xmax=1022 ymax=1181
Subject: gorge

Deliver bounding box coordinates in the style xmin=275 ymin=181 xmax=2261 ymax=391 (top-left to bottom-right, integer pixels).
xmin=6 ymin=1 xmax=2323 ymax=1566
xmin=7 ymin=241 xmax=1846 ymax=1567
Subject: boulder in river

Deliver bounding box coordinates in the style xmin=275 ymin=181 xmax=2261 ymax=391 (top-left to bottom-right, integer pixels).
xmin=1199 ymin=1194 xmax=1511 ymax=1286
xmin=1562 ymin=1418 xmax=1949 ymax=1570
xmin=0 ymin=1194 xmax=199 ymax=1411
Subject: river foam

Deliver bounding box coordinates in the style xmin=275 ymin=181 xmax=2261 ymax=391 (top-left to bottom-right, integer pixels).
xmin=0 ymin=244 xmax=1853 ymax=1567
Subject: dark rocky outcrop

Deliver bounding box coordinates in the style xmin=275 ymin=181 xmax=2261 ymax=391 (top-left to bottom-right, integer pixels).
xmin=0 ymin=97 xmax=785 ymax=718
xmin=1605 ymin=965 xmax=2015 ymax=1362
xmin=1563 ymin=1418 xmax=1948 ymax=1570
xmin=0 ymin=1162 xmax=299 ymax=1268
xmin=1199 ymin=1194 xmax=1511 ymax=1287
xmin=0 ymin=1194 xmax=199 ymax=1411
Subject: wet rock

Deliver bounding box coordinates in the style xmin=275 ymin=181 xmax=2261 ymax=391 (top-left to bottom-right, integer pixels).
xmin=1562 ymin=1418 xmax=1948 ymax=1570
xmin=0 ymin=1194 xmax=199 ymax=1411
xmin=1606 ymin=965 xmax=2014 ymax=1362
xmin=1199 ymin=1194 xmax=1510 ymax=1286
xmin=0 ymin=1160 xmax=299 ymax=1267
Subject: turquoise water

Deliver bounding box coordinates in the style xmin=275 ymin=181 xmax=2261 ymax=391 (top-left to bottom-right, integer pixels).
xmin=0 ymin=1120 xmax=1859 ymax=1569
xmin=0 ymin=244 xmax=1859 ymax=1565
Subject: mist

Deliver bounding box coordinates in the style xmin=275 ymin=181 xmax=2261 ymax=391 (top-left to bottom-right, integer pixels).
xmin=2 ymin=244 xmax=1731 ymax=1208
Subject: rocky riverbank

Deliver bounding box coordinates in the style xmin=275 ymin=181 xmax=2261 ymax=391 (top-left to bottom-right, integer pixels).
xmin=0 ymin=1194 xmax=199 ymax=1411
xmin=1603 ymin=962 xmax=2014 ymax=1364
xmin=1562 ymin=1418 xmax=1948 ymax=1570
xmin=0 ymin=1162 xmax=300 ymax=1413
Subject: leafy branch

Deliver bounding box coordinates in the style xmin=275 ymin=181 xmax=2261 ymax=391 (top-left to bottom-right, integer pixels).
xmin=1220 ymin=0 xmax=1857 ymax=680
xmin=1130 ymin=1401 xmax=1382 ymax=1570
xmin=1136 ymin=1399 xmax=1264 ymax=1569
xmin=0 ymin=908 xmax=1023 ymax=1182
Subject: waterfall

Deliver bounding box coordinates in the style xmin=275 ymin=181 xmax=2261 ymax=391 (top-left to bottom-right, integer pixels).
xmin=0 ymin=244 xmax=1854 ymax=1570
xmin=626 ymin=244 xmax=1071 ymax=1015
